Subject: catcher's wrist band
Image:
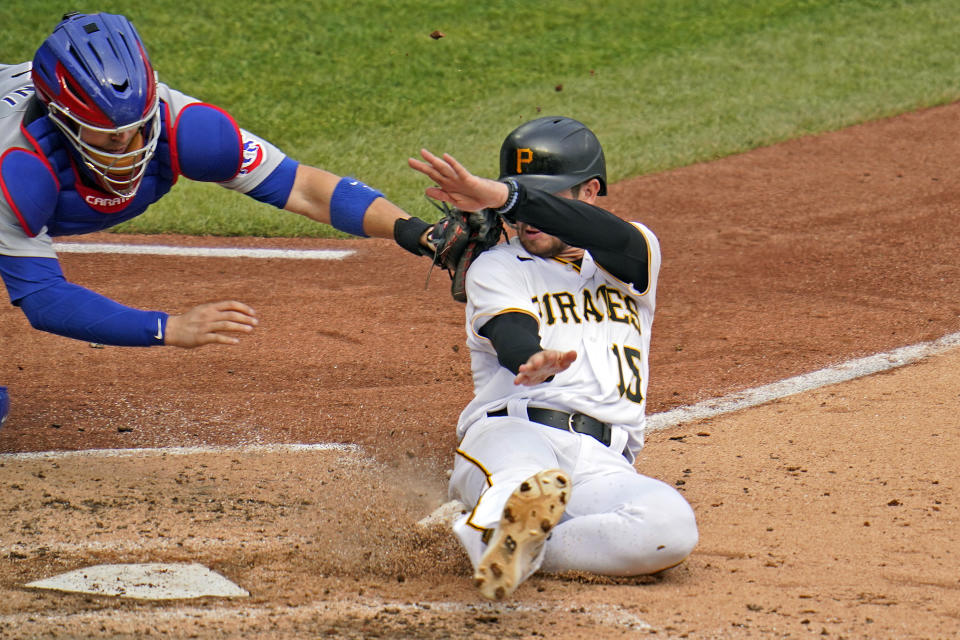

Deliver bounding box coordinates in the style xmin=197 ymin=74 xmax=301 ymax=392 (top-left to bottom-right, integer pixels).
xmin=494 ymin=178 xmax=520 ymax=216
xmin=393 ymin=216 xmax=433 ymax=256
xmin=329 ymin=177 xmax=384 ymax=237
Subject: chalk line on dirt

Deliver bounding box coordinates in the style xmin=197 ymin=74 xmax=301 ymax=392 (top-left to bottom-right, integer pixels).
xmin=4 ymin=331 xmax=958 ymax=465
xmin=644 ymin=330 xmax=960 ymax=432
xmin=52 ymin=242 xmax=354 ymax=260
xmin=0 ymin=442 xmax=359 ymax=462
xmin=0 ymin=534 xmax=319 ymax=557
xmin=0 ymin=598 xmax=653 ymax=633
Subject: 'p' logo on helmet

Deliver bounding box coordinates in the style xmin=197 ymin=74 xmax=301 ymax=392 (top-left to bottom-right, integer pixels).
xmin=516 ymin=148 xmax=533 ymax=173
xmin=499 ymin=117 xmax=607 ymax=195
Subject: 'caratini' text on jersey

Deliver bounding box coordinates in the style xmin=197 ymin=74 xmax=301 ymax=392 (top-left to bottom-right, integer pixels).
xmin=459 ymin=224 xmax=661 ymax=453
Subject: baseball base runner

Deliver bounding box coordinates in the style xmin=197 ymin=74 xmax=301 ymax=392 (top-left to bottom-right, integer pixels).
xmin=409 ymin=116 xmax=699 ymax=599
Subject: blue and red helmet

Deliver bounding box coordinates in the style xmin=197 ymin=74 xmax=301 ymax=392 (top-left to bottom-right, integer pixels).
xmin=31 ymin=12 xmax=160 ymax=197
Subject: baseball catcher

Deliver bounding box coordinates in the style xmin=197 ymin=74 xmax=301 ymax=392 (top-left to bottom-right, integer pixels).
xmin=0 ymin=12 xmax=439 ymax=425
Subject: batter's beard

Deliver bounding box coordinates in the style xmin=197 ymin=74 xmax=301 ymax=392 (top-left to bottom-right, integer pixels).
xmin=518 ymin=232 xmax=567 ymax=258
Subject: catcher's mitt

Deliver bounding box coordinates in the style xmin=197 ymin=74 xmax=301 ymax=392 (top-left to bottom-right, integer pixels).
xmin=427 ymin=200 xmax=504 ymax=302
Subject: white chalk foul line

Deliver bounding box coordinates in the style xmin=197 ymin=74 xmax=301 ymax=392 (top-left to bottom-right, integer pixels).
xmin=0 ymin=598 xmax=652 ymax=632
xmin=0 ymin=442 xmax=359 ymax=462
xmin=52 ymin=242 xmax=354 ymax=260
xmin=422 ymin=331 xmax=960 ymax=524
xmin=0 ymin=535 xmax=317 ymax=558
xmin=4 ymin=332 xmax=959 ymax=463
xmin=645 ymin=330 xmax=960 ymax=432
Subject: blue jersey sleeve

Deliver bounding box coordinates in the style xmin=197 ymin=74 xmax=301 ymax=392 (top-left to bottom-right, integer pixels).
xmin=0 ymin=255 xmax=166 ymax=346
xmin=169 ymin=101 xmax=298 ymax=208
xmin=174 ymin=103 xmax=243 ymax=182
xmin=245 ymin=156 xmax=299 ymax=208
xmin=0 ymin=254 xmax=63 ymax=303
xmin=0 ymin=148 xmax=58 ymax=238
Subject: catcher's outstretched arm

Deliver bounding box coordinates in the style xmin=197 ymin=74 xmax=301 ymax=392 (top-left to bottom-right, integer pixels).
xmin=283 ymin=165 xmax=416 ymax=239
xmin=394 ymin=201 xmax=504 ymax=302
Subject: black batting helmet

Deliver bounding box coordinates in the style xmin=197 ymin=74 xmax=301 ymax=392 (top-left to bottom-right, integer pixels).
xmin=498 ymin=116 xmax=607 ymax=196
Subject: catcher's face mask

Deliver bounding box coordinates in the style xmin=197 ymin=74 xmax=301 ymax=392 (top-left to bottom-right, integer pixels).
xmin=32 ymin=11 xmax=162 ymax=197
xmin=60 ymin=104 xmax=161 ymax=197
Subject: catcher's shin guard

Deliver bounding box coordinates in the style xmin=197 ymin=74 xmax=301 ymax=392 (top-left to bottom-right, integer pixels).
xmin=474 ymin=468 xmax=569 ymax=600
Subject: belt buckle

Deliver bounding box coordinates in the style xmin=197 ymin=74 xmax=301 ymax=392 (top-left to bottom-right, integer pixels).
xmin=567 ymin=412 xmax=578 ymax=433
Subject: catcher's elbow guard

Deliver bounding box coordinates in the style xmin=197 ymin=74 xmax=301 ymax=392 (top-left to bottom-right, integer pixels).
xmin=394 ymin=217 xmax=434 ymax=257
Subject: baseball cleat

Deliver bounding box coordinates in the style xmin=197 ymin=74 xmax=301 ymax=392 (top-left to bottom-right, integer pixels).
xmin=474 ymin=468 xmax=570 ymax=600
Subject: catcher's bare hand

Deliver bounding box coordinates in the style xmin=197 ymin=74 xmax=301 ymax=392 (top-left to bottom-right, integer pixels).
xmin=408 ymin=149 xmax=509 ymax=212
xmin=514 ymin=349 xmax=578 ymax=386
xmin=164 ymin=300 xmax=258 ymax=348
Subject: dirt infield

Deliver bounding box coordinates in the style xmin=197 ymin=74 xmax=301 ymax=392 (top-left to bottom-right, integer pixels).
xmin=1 ymin=103 xmax=959 ymax=638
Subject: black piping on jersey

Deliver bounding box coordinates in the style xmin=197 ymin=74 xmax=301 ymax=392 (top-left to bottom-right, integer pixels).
xmin=478 ymin=311 xmax=544 ymax=375
xmin=454 ymin=447 xmax=495 ymax=534
xmin=551 ymin=256 xmax=583 ymax=272
xmin=508 ymin=184 xmax=650 ymax=291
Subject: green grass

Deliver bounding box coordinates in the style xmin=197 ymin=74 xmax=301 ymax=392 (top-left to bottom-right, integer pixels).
xmin=3 ymin=0 xmax=959 ymax=236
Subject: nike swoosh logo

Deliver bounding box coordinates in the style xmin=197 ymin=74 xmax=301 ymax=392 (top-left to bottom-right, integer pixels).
xmin=154 ymin=318 xmax=163 ymax=341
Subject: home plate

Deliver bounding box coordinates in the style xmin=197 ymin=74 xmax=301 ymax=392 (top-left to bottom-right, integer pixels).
xmin=25 ymin=563 xmax=249 ymax=599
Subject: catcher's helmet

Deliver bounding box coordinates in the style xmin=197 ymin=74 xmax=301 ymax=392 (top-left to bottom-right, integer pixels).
xmin=31 ymin=12 xmax=160 ymax=197
xmin=498 ymin=116 xmax=607 ymax=196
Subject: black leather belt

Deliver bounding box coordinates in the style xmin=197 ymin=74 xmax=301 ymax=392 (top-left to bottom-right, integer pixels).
xmin=488 ymin=407 xmax=612 ymax=447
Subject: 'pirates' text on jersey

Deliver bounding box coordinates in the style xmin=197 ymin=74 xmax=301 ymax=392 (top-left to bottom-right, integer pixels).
xmin=458 ymin=223 xmax=661 ymax=453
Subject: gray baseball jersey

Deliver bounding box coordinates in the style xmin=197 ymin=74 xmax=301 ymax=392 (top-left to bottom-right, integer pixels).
xmin=0 ymin=61 xmax=288 ymax=263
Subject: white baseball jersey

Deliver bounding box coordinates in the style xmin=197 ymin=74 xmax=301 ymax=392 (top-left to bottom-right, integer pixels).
xmin=457 ymin=222 xmax=661 ymax=456
xmin=448 ymin=219 xmax=697 ymax=578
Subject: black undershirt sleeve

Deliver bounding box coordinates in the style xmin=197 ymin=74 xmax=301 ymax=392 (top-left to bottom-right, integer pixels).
xmin=504 ymin=185 xmax=651 ymax=289
xmin=478 ymin=312 xmax=543 ymax=375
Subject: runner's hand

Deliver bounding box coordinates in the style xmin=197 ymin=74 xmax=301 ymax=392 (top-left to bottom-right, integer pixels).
xmin=514 ymin=349 xmax=577 ymax=386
